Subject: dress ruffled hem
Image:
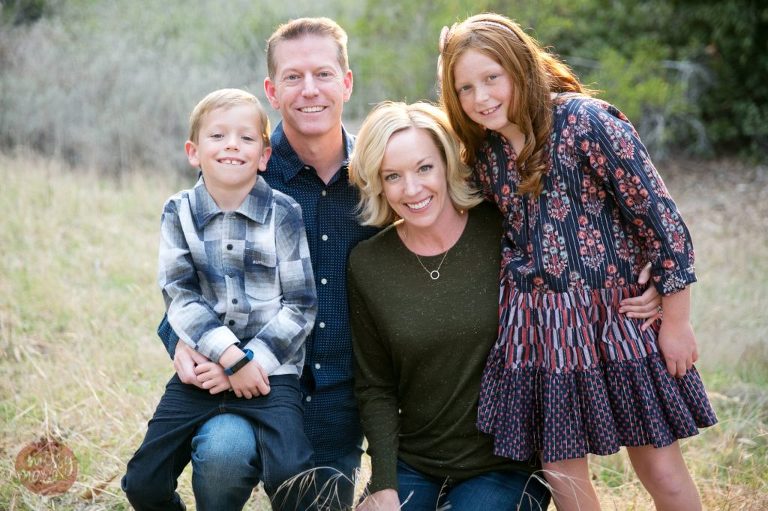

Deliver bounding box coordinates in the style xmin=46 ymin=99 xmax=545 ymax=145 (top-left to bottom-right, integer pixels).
xmin=477 ymin=351 xmax=717 ymax=463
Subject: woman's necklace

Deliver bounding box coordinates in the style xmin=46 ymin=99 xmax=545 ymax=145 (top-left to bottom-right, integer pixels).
xmin=400 ymin=211 xmax=465 ymax=281
xmin=414 ymin=250 xmax=449 ymax=280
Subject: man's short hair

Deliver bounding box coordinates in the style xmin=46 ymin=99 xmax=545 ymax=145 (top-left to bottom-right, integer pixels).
xmin=266 ymin=17 xmax=349 ymax=79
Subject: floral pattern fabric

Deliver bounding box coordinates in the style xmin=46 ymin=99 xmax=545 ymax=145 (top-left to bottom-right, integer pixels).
xmin=476 ymin=95 xmax=717 ymax=463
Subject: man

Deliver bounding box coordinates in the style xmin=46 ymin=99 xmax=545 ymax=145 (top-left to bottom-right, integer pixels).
xmin=157 ymin=17 xmax=378 ymax=510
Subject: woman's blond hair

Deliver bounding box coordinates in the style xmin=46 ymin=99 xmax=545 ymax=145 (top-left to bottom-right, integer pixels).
xmin=349 ymin=101 xmax=481 ymax=227
xmin=439 ymin=13 xmax=588 ymax=196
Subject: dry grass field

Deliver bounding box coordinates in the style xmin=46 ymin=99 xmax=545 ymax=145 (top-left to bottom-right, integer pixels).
xmin=1 ymin=154 xmax=766 ymax=510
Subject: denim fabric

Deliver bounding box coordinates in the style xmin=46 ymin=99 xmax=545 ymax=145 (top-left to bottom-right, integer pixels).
xmin=121 ymin=375 xmax=312 ymax=511
xmin=396 ymin=460 xmax=550 ymax=511
xmin=307 ymin=443 xmax=364 ymax=510
xmin=190 ymin=414 xmax=258 ymax=511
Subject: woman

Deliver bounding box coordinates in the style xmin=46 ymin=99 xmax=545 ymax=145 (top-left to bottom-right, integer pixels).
xmin=347 ymin=101 xmax=550 ymax=510
xmin=347 ymin=101 xmax=660 ymax=510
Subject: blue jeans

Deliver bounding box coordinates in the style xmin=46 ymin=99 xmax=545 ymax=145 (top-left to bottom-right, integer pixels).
xmin=307 ymin=444 xmax=364 ymax=510
xmin=121 ymin=374 xmax=313 ymax=511
xmin=396 ymin=460 xmax=551 ymax=511
xmin=192 ymin=416 xmax=362 ymax=511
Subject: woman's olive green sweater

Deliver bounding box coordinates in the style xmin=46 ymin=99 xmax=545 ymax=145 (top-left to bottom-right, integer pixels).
xmin=348 ymin=203 xmax=537 ymax=493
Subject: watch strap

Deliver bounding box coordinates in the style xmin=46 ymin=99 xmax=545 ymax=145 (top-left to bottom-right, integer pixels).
xmin=225 ymin=348 xmax=254 ymax=375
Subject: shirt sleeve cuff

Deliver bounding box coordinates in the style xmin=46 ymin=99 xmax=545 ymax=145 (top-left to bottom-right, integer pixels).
xmin=197 ymin=326 xmax=240 ymax=363
xmin=247 ymin=340 xmax=281 ymax=375
xmin=655 ymin=266 xmax=697 ymax=295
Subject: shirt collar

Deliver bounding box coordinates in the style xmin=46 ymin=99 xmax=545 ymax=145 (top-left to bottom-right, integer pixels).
xmin=270 ymin=121 xmax=355 ymax=182
xmin=192 ymin=177 xmax=273 ymax=228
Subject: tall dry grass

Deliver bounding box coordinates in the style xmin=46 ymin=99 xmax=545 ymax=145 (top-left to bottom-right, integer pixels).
xmin=1 ymin=154 xmax=766 ymax=510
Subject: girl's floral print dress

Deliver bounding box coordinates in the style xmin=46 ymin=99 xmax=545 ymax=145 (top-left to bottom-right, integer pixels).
xmin=476 ymin=95 xmax=717 ymax=463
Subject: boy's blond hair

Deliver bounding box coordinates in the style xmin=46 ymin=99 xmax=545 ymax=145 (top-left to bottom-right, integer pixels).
xmin=266 ymin=17 xmax=349 ymax=79
xmin=349 ymin=101 xmax=481 ymax=227
xmin=188 ymin=88 xmax=271 ymax=147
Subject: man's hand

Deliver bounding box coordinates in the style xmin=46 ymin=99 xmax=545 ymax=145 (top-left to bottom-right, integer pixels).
xmin=620 ymin=262 xmax=662 ymax=331
xmin=173 ymin=340 xmax=209 ymax=388
xmin=356 ymin=489 xmax=400 ymax=511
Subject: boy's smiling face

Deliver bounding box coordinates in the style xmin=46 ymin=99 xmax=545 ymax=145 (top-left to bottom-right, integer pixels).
xmin=185 ymin=104 xmax=271 ymax=198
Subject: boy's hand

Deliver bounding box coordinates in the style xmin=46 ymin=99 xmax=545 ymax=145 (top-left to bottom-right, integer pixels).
xmin=228 ymin=360 xmax=270 ymax=399
xmin=658 ymin=319 xmax=698 ymax=378
xmin=619 ymin=262 xmax=662 ymax=331
xmin=194 ymin=361 xmax=232 ymax=394
xmin=174 ymin=340 xmax=209 ymax=388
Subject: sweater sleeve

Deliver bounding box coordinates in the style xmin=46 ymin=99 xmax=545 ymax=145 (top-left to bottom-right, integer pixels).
xmin=348 ymin=253 xmax=401 ymax=493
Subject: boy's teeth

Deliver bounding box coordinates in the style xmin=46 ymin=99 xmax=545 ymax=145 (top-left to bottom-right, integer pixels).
xmin=301 ymin=106 xmax=324 ymax=113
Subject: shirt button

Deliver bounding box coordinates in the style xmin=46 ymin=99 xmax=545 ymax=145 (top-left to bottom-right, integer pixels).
xmin=321 ymin=190 xmax=327 ymax=197
xmin=320 ymin=278 xmax=327 ymax=285
xmin=318 ymin=322 xmax=326 ymax=328
xmin=304 ymin=166 xmax=311 ymax=171
xmin=321 ymin=234 xmax=328 ymax=241
xmin=226 ymin=244 xmax=233 ymax=250
xmin=228 ymin=320 xmax=235 ymax=326
xmin=305 ymin=395 xmax=312 ymax=402
xmin=314 ymin=363 xmax=321 ymax=370
xmin=231 ymin=298 xmax=238 ymax=305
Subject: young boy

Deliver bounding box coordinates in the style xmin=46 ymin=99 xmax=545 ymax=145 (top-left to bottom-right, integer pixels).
xmin=122 ymin=88 xmax=317 ymax=511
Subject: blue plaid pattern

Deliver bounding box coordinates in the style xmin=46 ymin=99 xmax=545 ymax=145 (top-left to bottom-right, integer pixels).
xmin=159 ymin=176 xmax=316 ymax=375
xmin=158 ymin=122 xmax=380 ymax=463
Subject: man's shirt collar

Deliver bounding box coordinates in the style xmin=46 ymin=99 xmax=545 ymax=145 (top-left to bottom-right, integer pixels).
xmin=270 ymin=122 xmax=355 ymax=182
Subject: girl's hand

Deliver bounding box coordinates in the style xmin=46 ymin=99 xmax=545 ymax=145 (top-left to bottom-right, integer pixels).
xmin=356 ymin=489 xmax=400 ymax=511
xmin=194 ymin=361 xmax=231 ymax=394
xmin=658 ymin=319 xmax=698 ymax=378
xmin=657 ymin=286 xmax=698 ymax=378
xmin=620 ymin=262 xmax=662 ymax=331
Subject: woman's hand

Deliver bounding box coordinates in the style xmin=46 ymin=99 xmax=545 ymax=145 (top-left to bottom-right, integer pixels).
xmin=356 ymin=489 xmax=400 ymax=511
xmin=620 ymin=262 xmax=662 ymax=331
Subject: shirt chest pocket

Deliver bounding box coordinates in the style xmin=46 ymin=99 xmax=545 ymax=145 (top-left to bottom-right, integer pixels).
xmin=244 ymin=247 xmax=279 ymax=301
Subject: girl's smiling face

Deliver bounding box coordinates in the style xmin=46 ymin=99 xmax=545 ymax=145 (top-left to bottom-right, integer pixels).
xmin=453 ymin=49 xmax=518 ymax=141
